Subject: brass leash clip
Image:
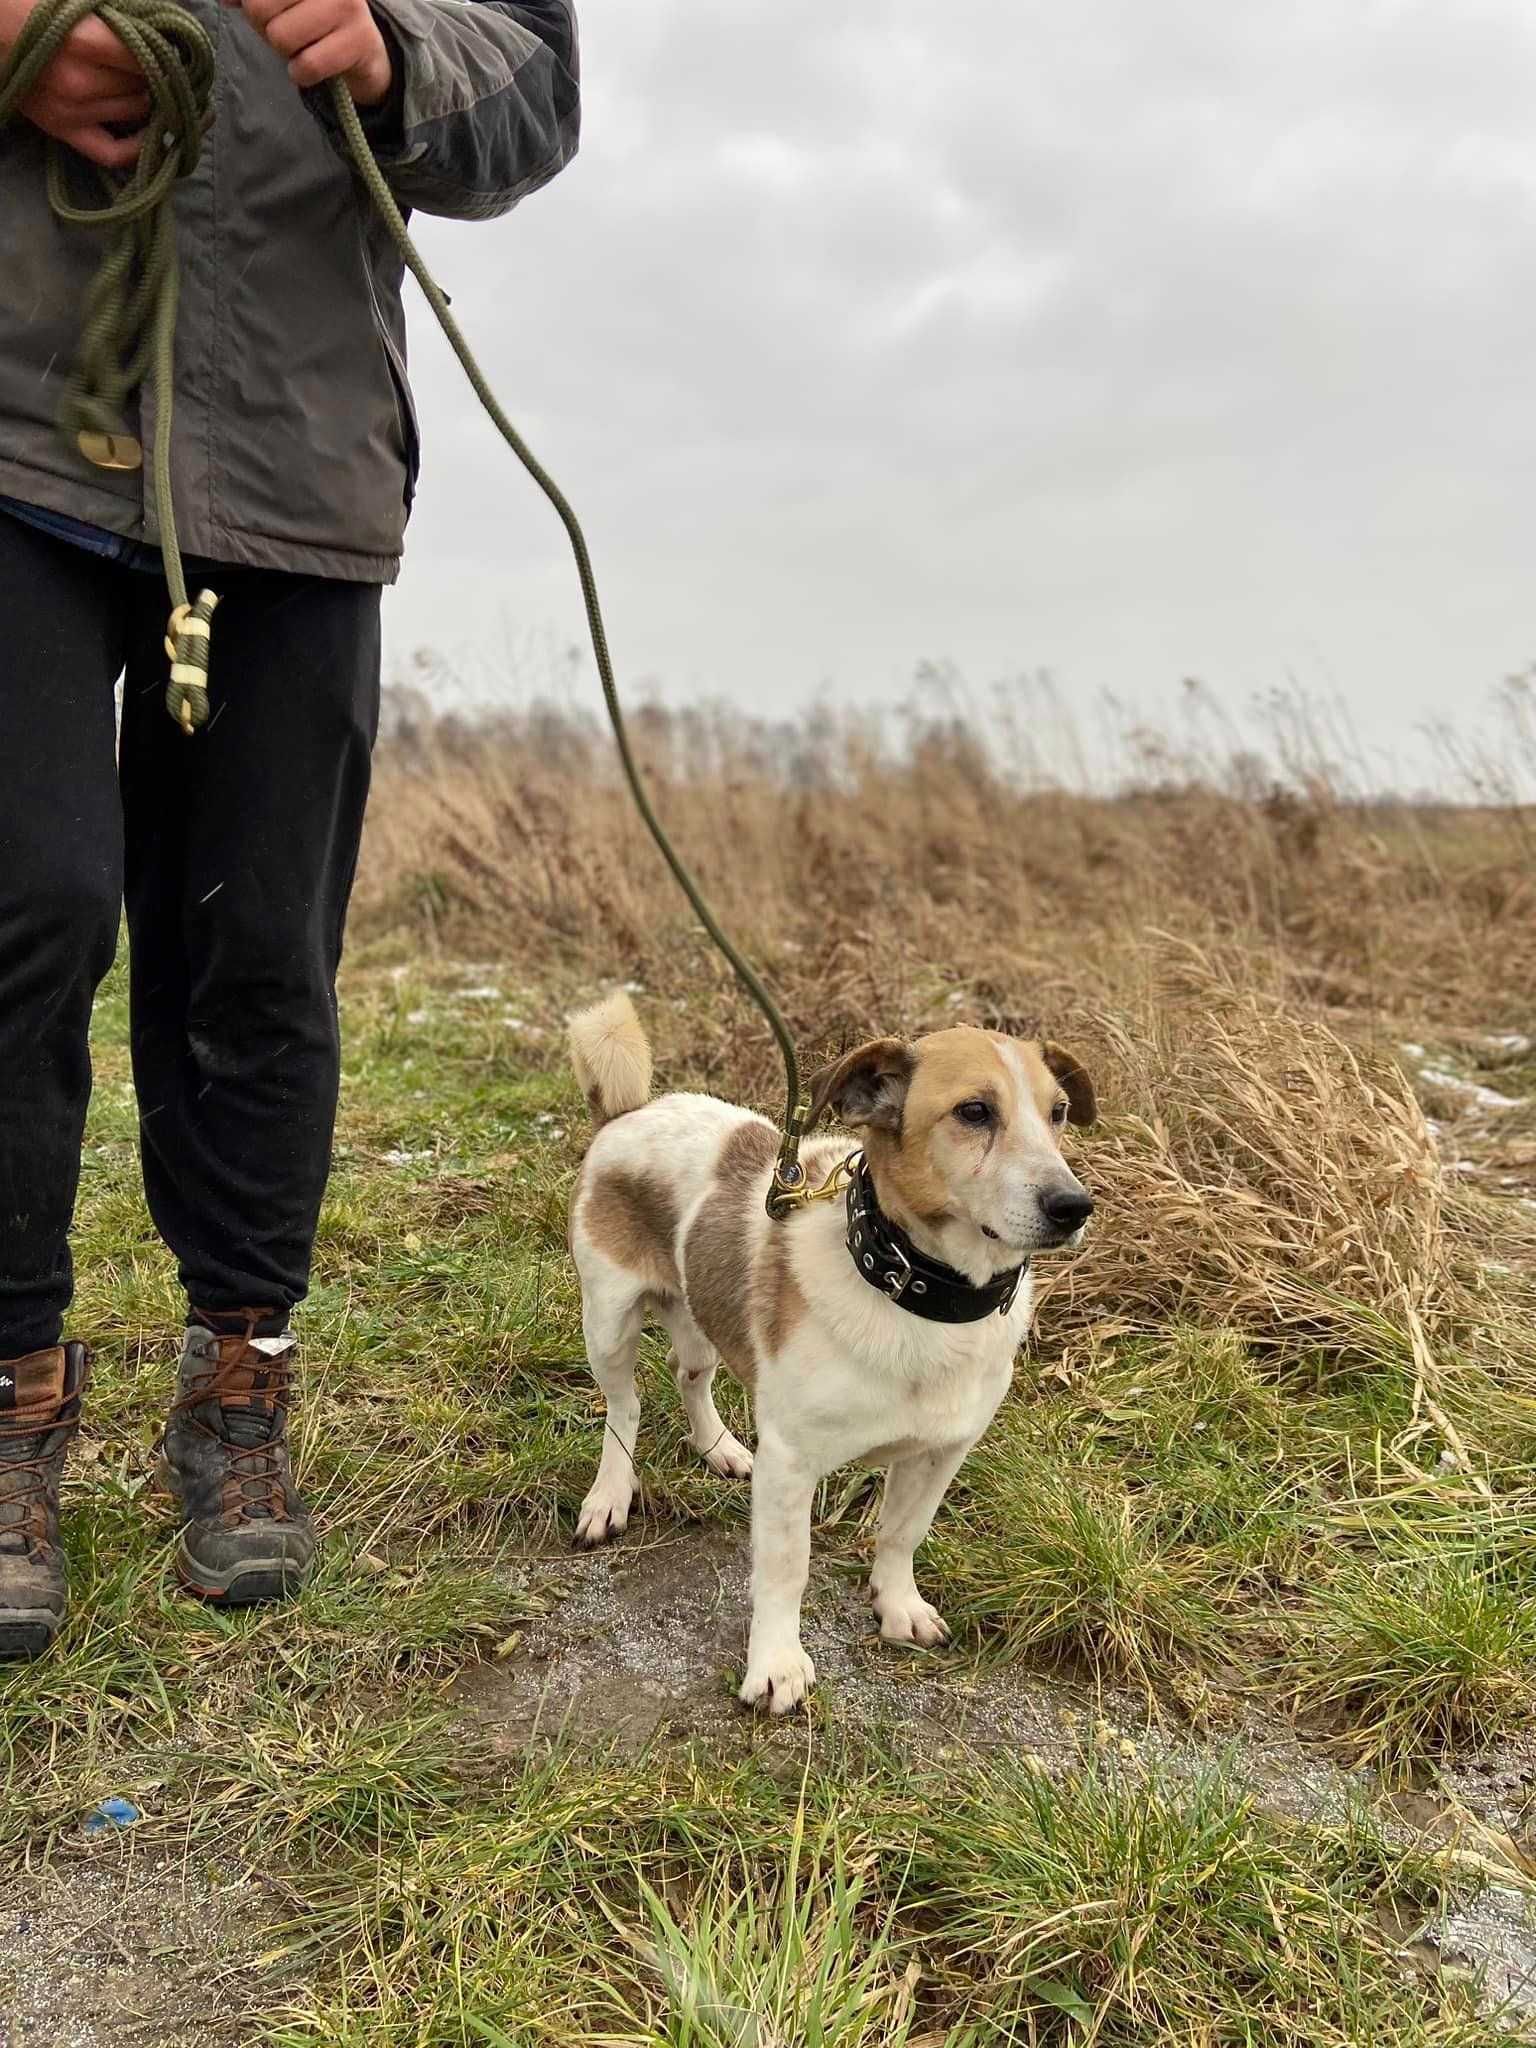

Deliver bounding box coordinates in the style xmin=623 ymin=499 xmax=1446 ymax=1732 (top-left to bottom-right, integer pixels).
xmin=767 ymin=1148 xmax=861 ymax=1220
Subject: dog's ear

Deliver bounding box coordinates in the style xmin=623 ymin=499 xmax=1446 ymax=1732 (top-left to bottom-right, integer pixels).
xmin=1041 ymin=1041 xmax=1096 ymax=1127
xmin=807 ymin=1037 xmax=915 ymax=1133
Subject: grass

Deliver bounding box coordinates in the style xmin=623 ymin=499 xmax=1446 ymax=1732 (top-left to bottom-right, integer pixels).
xmin=1292 ymin=1548 xmax=1536 ymax=1768
xmin=267 ymin=1735 xmax=1536 ymax=2046
xmin=262 ymin=1738 xmax=1516 ymax=2047
xmin=4 ymin=695 xmax=1536 ymax=2040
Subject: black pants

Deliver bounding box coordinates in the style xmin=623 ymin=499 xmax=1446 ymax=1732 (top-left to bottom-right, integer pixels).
xmin=0 ymin=515 xmax=380 ymax=1358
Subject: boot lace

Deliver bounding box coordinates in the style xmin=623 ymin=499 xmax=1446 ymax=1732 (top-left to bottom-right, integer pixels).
xmin=169 ymin=1322 xmax=297 ymax=1525
xmin=0 ymin=1393 xmax=78 ymax=1558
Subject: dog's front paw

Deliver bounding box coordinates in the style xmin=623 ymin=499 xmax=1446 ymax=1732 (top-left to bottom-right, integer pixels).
xmin=871 ymin=1586 xmax=952 ymax=1648
xmin=739 ymin=1643 xmax=816 ymax=1714
xmin=573 ymin=1477 xmax=635 ymax=1548
xmin=701 ymin=1431 xmax=753 ymax=1481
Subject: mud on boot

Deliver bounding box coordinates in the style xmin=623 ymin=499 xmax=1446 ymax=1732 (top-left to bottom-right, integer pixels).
xmin=0 ymin=1343 xmax=89 ymax=1659
xmin=164 ymin=1317 xmax=316 ymax=1605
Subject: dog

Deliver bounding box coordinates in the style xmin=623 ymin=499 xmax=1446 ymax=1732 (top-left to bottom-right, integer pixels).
xmin=565 ymin=993 xmax=1096 ymax=1714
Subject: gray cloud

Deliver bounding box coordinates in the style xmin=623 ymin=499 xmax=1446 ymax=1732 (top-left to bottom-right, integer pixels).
xmin=385 ymin=0 xmax=1536 ymax=781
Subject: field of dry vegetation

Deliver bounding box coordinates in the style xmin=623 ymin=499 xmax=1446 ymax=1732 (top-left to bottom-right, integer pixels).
xmin=7 ymin=678 xmax=1536 ymax=2045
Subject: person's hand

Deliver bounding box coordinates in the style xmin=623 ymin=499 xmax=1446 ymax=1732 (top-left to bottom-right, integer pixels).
xmin=227 ymin=0 xmax=392 ymax=107
xmin=0 ymin=0 xmax=149 ymax=168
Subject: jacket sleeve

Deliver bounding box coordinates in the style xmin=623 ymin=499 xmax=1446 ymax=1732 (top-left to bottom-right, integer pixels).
xmin=342 ymin=0 xmax=578 ymax=221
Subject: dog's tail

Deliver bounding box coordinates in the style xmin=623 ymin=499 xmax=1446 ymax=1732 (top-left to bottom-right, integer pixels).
xmin=568 ymin=992 xmax=653 ymax=1129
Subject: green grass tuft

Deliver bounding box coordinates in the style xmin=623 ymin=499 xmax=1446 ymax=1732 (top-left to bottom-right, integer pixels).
xmin=1292 ymin=1545 xmax=1536 ymax=1766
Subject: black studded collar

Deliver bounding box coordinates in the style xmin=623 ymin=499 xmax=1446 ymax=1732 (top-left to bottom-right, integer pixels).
xmin=844 ymin=1156 xmax=1026 ymax=1322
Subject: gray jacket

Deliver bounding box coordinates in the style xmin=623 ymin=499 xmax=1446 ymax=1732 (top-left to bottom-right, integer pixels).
xmin=0 ymin=0 xmax=578 ymax=582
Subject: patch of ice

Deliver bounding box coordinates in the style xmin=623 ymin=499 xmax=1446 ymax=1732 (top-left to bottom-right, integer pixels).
xmin=382 ymin=1148 xmax=432 ymax=1166
xmin=1420 ymin=1067 xmax=1526 ymax=1111
xmin=1469 ymin=1084 xmax=1526 ymax=1110
xmin=1420 ymin=1066 xmax=1467 ymax=1091
xmin=1481 ymin=1032 xmax=1532 ymax=1055
xmin=1400 ymin=1042 xmax=1426 ymax=1059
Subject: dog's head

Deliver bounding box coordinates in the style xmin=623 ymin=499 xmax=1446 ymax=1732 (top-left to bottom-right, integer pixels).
xmin=809 ymin=1027 xmax=1096 ymax=1282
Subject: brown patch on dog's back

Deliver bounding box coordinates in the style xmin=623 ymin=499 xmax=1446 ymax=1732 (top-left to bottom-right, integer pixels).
xmin=718 ymin=1118 xmax=778 ymax=1191
xmin=758 ymin=1222 xmax=808 ymax=1357
xmin=579 ymin=1167 xmax=682 ymax=1298
xmin=684 ymin=1119 xmax=776 ymax=1385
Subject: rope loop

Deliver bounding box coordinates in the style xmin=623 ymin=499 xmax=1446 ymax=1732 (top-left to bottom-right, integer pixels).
xmin=0 ymin=0 xmax=216 ymax=712
xmin=164 ymin=588 xmax=220 ymax=732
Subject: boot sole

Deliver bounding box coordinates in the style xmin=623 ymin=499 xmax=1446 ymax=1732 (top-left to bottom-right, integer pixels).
xmin=175 ymin=1539 xmax=312 ymax=1607
xmin=0 ymin=1611 xmax=62 ymax=1659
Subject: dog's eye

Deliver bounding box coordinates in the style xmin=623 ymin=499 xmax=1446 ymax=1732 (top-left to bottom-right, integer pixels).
xmin=953 ymin=1099 xmax=993 ymax=1127
xmin=1051 ymin=1098 xmax=1069 ymax=1125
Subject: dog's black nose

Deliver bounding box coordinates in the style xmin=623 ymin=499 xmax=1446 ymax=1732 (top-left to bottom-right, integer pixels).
xmin=1041 ymin=1185 xmax=1094 ymax=1231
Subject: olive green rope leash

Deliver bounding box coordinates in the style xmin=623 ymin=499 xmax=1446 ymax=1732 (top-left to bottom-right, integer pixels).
xmin=322 ymin=87 xmax=812 ymax=1201
xmin=0 ymin=10 xmax=814 ymax=1207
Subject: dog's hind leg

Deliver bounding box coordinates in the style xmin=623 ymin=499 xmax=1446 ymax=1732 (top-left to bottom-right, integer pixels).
xmin=657 ymin=1304 xmax=753 ymax=1480
xmin=573 ymin=1263 xmax=647 ymax=1547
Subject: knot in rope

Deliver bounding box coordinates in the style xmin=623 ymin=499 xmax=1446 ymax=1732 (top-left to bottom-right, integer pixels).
xmin=0 ymin=0 xmax=217 ymax=727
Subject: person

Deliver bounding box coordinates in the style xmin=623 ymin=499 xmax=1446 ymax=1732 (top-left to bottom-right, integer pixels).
xmin=0 ymin=0 xmax=579 ymax=1654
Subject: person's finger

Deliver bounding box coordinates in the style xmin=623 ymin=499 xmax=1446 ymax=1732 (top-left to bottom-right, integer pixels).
xmin=261 ymin=0 xmax=339 ymax=59
xmin=64 ymin=18 xmax=144 ymax=75
xmin=31 ymin=87 xmax=152 ymax=126
xmin=81 ymin=90 xmax=153 ymax=123
xmin=46 ymin=54 xmax=139 ymax=100
xmin=286 ymin=21 xmax=363 ymax=88
xmin=239 ymin=0 xmax=308 ymax=34
xmin=54 ymin=120 xmax=144 ymax=169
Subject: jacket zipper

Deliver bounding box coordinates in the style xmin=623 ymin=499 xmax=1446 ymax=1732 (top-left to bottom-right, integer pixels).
xmin=358 ymin=219 xmax=421 ymax=502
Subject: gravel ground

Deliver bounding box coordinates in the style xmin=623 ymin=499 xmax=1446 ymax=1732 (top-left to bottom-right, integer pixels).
xmin=0 ymin=1845 xmax=288 ymax=2048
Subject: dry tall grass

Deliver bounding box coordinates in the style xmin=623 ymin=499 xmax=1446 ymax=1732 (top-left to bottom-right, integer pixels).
xmin=355 ymin=687 xmax=1536 ymax=1406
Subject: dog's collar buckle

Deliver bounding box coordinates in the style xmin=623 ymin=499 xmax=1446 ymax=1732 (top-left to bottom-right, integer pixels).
xmin=880 ymin=1237 xmax=912 ymax=1300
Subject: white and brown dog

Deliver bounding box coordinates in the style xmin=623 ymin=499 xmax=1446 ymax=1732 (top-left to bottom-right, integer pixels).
xmin=565 ymin=995 xmax=1096 ymax=1714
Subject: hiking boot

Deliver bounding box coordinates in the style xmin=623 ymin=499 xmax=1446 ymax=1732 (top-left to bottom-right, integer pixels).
xmin=0 ymin=1343 xmax=89 ymax=1659
xmin=163 ymin=1318 xmax=317 ymax=1604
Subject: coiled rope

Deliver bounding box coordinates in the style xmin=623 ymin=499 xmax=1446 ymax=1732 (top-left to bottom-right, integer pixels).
xmin=0 ymin=3 xmax=813 ymax=1207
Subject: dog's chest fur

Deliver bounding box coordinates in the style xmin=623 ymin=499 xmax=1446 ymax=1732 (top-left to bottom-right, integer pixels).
xmin=574 ymin=1094 xmax=1029 ymax=1460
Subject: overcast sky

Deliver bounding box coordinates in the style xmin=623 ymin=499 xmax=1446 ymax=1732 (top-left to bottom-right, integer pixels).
xmin=385 ymin=0 xmax=1536 ymax=784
